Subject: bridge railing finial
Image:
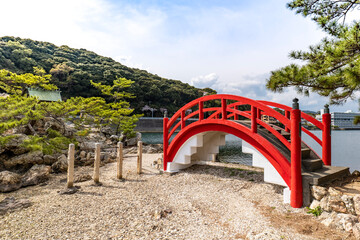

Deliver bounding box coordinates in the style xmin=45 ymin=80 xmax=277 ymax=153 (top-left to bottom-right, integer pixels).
xmin=292 ymin=98 xmax=299 ymax=110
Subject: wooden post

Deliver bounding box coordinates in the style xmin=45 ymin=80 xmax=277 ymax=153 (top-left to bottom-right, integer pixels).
xmin=117 ymin=142 xmax=123 ymax=179
xmin=67 ymin=143 xmax=75 ymax=188
xmin=137 ymin=141 xmax=142 ymax=174
xmin=93 ymin=143 xmax=100 ymax=183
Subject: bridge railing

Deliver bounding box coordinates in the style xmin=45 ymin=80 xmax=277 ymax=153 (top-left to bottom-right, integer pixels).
xmin=258 ymin=101 xmax=331 ymax=166
xmin=165 ymin=94 xmax=292 ymax=147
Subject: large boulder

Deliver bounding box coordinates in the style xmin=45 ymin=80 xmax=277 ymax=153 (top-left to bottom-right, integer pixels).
xmin=21 ymin=164 xmax=51 ymax=187
xmin=0 ymin=171 xmax=22 ymax=192
xmin=51 ymin=154 xmax=68 ymax=173
xmin=3 ymin=151 xmax=44 ymax=170
xmin=0 ymin=134 xmax=30 ymax=155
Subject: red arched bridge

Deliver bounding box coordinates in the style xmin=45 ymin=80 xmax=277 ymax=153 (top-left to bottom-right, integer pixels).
xmin=162 ymin=94 xmax=349 ymax=208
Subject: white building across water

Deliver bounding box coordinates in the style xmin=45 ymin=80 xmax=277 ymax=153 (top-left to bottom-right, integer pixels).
xmin=316 ymin=110 xmax=360 ymax=129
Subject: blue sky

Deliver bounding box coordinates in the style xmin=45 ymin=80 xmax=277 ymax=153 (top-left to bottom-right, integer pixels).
xmin=0 ymin=0 xmax=359 ymax=112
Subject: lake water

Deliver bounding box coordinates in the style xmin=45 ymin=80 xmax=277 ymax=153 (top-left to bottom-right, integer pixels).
xmin=141 ymin=130 xmax=360 ymax=172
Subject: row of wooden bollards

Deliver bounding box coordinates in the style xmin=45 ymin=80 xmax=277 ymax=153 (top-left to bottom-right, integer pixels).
xmin=66 ymin=141 xmax=143 ymax=188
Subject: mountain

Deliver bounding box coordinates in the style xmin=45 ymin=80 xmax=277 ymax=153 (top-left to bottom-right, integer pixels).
xmin=0 ymin=36 xmax=216 ymax=115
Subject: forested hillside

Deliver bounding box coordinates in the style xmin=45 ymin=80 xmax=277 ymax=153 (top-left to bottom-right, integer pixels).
xmin=0 ymin=36 xmax=215 ymax=115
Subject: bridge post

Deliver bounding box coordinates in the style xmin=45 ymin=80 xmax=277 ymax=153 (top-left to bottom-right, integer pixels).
xmin=322 ymin=104 xmax=331 ymax=166
xmin=163 ymin=112 xmax=169 ymax=171
xmin=222 ymin=98 xmax=227 ymax=120
xmin=199 ymin=101 xmax=204 ymax=121
xmin=234 ymin=105 xmax=238 ymax=120
xmin=181 ymin=110 xmax=185 ymax=129
xmin=290 ymin=98 xmax=302 ymax=208
xmin=251 ymin=106 xmax=257 ymax=133
xmin=285 ymin=111 xmax=290 ymax=132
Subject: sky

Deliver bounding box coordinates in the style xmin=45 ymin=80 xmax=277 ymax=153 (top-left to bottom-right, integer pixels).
xmin=0 ymin=0 xmax=359 ymax=112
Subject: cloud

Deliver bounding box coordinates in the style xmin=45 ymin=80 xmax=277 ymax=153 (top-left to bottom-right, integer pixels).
xmin=191 ymin=73 xmax=219 ymax=88
xmin=1 ymin=0 xmax=358 ymax=112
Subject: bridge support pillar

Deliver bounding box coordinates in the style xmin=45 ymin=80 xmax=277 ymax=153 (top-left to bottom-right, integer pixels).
xmin=290 ymin=98 xmax=302 ymax=208
xmin=322 ymin=104 xmax=331 ymax=166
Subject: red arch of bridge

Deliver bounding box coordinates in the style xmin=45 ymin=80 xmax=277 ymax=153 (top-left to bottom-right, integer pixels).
xmin=167 ymin=120 xmax=291 ymax=186
xmin=162 ymin=94 xmax=332 ymax=208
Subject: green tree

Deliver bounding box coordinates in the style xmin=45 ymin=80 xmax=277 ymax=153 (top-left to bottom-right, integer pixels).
xmin=90 ymin=77 xmax=141 ymax=138
xmin=267 ymin=0 xmax=360 ymax=105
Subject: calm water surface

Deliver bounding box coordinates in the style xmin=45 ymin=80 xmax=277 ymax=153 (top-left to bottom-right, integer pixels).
xmin=141 ymin=130 xmax=360 ymax=171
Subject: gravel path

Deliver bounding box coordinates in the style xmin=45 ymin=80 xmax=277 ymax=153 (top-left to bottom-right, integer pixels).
xmin=0 ymin=154 xmax=354 ymax=239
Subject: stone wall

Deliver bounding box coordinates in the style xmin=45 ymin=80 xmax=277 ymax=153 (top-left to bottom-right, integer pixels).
xmin=310 ymin=184 xmax=360 ymax=237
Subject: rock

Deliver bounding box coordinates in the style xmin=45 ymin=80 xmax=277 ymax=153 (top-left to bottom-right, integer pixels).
xmin=74 ymin=173 xmax=92 ymax=183
xmin=352 ymin=170 xmax=360 ymax=177
xmin=86 ymin=152 xmax=92 ymax=161
xmin=58 ymin=186 xmax=80 ymax=195
xmin=337 ymin=213 xmax=358 ymax=232
xmin=353 ymin=223 xmax=360 ymax=239
xmin=21 ymin=165 xmax=51 ymax=187
xmin=320 ymin=196 xmax=331 ymax=212
xmin=353 ymin=195 xmax=360 ymax=215
xmin=79 ymin=141 xmax=95 ymax=150
xmin=341 ymin=195 xmax=355 ymax=215
xmin=310 ymin=200 xmax=321 ymax=209
xmin=126 ymin=132 xmax=141 ymax=146
xmin=321 ymin=212 xmax=337 ymax=227
xmin=143 ymin=145 xmax=158 ymax=154
xmin=100 ymin=126 xmax=113 ymax=137
xmin=79 ymin=151 xmax=86 ymax=159
xmin=100 ymin=152 xmax=109 ymax=162
xmin=44 ymin=118 xmax=64 ymax=134
xmin=328 ymin=187 xmax=342 ymax=197
xmin=311 ymin=186 xmax=328 ymax=201
xmin=109 ymin=135 xmax=119 ymax=142
xmin=0 ymin=197 xmax=32 ymax=215
xmin=0 ymin=171 xmax=22 ymax=192
xmin=3 ymin=151 xmax=44 ymax=170
xmin=51 ymin=154 xmax=68 ymax=173
xmin=0 ymin=134 xmax=30 ymax=155
xmin=322 ymin=213 xmax=358 ymax=231
xmin=33 ymin=119 xmax=45 ymax=131
xmin=328 ymin=196 xmax=347 ymax=213
xmin=43 ymin=155 xmax=57 ymax=165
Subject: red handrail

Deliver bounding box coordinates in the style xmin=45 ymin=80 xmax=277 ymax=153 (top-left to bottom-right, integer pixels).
xmin=258 ymin=100 xmax=324 ymax=148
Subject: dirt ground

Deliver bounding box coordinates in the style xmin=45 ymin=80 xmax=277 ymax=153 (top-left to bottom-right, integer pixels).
xmin=0 ymin=154 xmax=355 ymax=239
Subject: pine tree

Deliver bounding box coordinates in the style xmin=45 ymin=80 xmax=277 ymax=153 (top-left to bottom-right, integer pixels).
xmin=0 ymin=68 xmax=140 ymax=153
xmin=267 ymin=0 xmax=360 ymax=105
